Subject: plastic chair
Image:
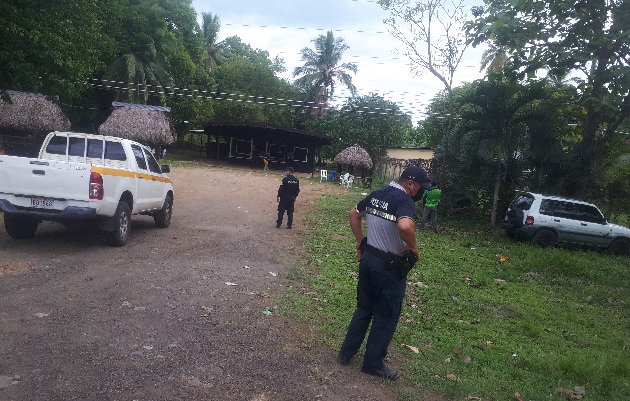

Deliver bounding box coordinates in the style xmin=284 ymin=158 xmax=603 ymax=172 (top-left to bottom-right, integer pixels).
xmin=345 ymin=175 xmax=354 ymax=188
xmin=320 ymin=169 xmax=328 ymax=182
xmin=340 ymin=173 xmax=350 ymax=186
xmin=330 ymin=170 xmax=337 ymax=182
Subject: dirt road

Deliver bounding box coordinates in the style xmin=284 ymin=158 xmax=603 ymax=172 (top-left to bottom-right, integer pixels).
xmin=0 ymin=166 xmax=400 ymax=401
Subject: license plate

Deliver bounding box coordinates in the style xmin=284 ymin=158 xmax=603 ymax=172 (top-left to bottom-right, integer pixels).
xmin=31 ymin=197 xmax=55 ymax=209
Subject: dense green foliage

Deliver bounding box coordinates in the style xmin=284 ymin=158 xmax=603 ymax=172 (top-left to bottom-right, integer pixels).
xmin=308 ymin=94 xmax=412 ymax=162
xmin=467 ymin=0 xmax=630 ymax=196
xmin=418 ymin=75 xmax=628 ymax=219
xmin=0 ymin=0 xmax=107 ymax=99
xmin=284 ymin=185 xmax=630 ymax=401
xmin=0 ymin=0 xmax=303 ymax=132
xmin=1 ymin=1 xmax=628 ymax=217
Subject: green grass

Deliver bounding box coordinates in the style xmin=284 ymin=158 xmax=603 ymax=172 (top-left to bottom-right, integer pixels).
xmin=283 ymin=188 xmax=630 ymax=401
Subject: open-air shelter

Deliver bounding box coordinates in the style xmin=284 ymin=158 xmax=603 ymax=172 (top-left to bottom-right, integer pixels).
xmin=0 ymin=90 xmax=71 ymax=156
xmin=201 ymin=122 xmax=331 ymax=173
xmin=98 ymin=102 xmax=176 ymax=149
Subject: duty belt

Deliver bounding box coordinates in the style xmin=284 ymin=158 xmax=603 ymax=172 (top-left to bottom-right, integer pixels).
xmin=363 ymin=243 xmax=402 ymax=263
xmin=362 ymin=241 xmax=418 ymax=278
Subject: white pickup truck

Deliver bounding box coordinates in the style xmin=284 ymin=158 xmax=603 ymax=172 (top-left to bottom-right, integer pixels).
xmin=0 ymin=131 xmax=174 ymax=246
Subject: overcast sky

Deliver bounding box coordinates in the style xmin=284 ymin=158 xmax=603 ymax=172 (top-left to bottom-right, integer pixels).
xmin=190 ymin=0 xmax=487 ymax=123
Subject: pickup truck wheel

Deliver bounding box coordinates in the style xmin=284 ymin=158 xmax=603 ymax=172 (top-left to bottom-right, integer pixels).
xmin=532 ymin=229 xmax=557 ymax=248
xmin=106 ymin=202 xmax=131 ymax=246
xmin=608 ymin=238 xmax=630 ymax=256
xmin=4 ymin=213 xmax=39 ymax=239
xmin=154 ymin=194 xmax=173 ymax=228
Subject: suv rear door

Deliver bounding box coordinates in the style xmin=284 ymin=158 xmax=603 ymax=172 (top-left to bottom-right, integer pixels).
xmin=504 ymin=194 xmax=534 ymax=228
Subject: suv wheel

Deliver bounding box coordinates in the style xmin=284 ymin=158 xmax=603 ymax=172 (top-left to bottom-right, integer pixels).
xmin=608 ymin=238 xmax=630 ymax=256
xmin=533 ymin=229 xmax=557 ymax=248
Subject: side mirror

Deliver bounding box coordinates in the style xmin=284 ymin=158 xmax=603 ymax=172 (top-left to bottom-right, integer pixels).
xmin=161 ymin=165 xmax=170 ymax=173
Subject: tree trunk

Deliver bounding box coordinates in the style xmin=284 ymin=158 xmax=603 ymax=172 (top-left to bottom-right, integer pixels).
xmin=491 ymin=160 xmax=502 ymax=227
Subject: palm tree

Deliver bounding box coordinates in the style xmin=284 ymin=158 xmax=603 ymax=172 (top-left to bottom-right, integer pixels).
xmin=103 ymin=45 xmax=175 ymax=105
xmin=456 ymin=78 xmax=554 ymax=226
xmin=479 ymin=43 xmax=509 ymax=75
xmin=202 ymin=12 xmax=225 ymax=70
xmin=102 ymin=3 xmax=174 ymax=104
xmin=293 ymin=31 xmax=357 ymax=117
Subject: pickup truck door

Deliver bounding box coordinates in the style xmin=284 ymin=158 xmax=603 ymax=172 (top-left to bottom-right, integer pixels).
xmin=130 ymin=144 xmax=154 ymax=212
xmin=142 ymin=148 xmax=168 ymax=208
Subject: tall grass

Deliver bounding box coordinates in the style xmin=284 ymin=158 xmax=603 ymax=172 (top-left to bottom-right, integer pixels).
xmin=283 ymin=184 xmax=630 ymax=401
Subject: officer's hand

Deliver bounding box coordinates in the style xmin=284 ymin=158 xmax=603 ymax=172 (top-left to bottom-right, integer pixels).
xmin=355 ymin=240 xmax=362 ymax=260
xmin=399 ymin=244 xmax=419 ymax=259
xmin=277 ymin=197 xmax=280 ymax=203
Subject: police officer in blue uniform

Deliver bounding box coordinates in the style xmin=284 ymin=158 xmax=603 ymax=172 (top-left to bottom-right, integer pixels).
xmin=338 ymin=165 xmax=432 ymax=380
xmin=276 ymin=166 xmax=300 ymax=229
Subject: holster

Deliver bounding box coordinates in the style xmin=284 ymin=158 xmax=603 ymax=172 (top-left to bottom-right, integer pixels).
xmin=361 ymin=239 xmax=417 ymax=278
xmin=397 ymin=251 xmax=418 ymax=278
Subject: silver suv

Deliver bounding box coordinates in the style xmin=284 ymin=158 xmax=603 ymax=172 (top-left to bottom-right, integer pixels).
xmin=502 ymin=191 xmax=630 ymax=255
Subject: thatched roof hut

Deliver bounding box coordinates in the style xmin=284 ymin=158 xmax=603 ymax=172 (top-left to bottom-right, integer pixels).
xmin=334 ymin=143 xmax=373 ymax=169
xmin=0 ymin=90 xmax=71 ymax=135
xmin=98 ymin=102 xmax=175 ymax=145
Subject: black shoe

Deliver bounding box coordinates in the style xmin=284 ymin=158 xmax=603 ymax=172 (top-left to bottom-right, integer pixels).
xmin=361 ymin=365 xmax=399 ymax=381
xmin=337 ymin=353 xmax=351 ymax=365
xmin=287 ymin=225 xmax=292 ymax=229
xmin=276 ymin=223 xmax=281 ymax=228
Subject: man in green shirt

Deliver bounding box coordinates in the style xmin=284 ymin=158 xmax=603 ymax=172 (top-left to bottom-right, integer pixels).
xmin=420 ymin=181 xmax=441 ymax=233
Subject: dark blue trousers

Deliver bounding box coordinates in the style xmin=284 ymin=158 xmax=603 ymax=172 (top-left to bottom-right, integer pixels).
xmin=277 ymin=199 xmax=295 ymax=226
xmin=339 ymin=250 xmax=407 ymax=370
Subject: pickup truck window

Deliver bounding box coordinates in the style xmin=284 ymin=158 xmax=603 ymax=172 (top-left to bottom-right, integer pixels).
xmin=131 ymin=144 xmax=147 ymax=170
xmin=143 ymin=148 xmax=162 ymax=174
xmin=87 ymin=139 xmax=104 ymax=158
xmin=105 ymin=141 xmax=127 ymax=161
xmin=69 ymin=137 xmax=85 ymax=157
xmin=46 ymin=136 xmax=67 ymax=155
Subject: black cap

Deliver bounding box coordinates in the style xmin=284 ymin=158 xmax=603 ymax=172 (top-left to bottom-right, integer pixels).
xmin=285 ymin=166 xmax=294 ymax=172
xmin=400 ymin=165 xmax=432 ymax=189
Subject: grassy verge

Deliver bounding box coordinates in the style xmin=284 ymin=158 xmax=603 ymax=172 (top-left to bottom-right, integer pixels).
xmin=283 ymin=187 xmax=630 ymax=401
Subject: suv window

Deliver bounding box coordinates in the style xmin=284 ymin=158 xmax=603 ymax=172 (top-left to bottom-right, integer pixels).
xmin=575 ymin=204 xmax=605 ymax=224
xmin=551 ymin=200 xmax=576 ymax=219
xmin=512 ymin=195 xmax=534 ymax=210
xmin=541 ymin=200 xmax=605 ymax=223
xmin=539 ymin=199 xmax=554 ymax=216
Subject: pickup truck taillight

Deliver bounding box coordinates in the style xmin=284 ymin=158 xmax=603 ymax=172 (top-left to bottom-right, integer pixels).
xmin=525 ymin=216 xmax=534 ymax=225
xmin=89 ymin=172 xmax=104 ymax=200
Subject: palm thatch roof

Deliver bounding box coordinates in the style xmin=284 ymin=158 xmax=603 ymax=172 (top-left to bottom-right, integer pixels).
xmin=334 ymin=143 xmax=373 ymax=169
xmin=0 ymin=90 xmax=71 ymax=135
xmin=98 ymin=102 xmax=176 ymax=145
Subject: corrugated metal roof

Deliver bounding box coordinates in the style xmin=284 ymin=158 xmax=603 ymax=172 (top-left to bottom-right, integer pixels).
xmin=112 ymin=102 xmax=171 ymax=113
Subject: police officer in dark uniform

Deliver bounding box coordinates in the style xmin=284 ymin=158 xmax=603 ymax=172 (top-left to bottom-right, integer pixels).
xmin=338 ymin=165 xmax=432 ymax=380
xmin=276 ymin=166 xmax=300 ymax=229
